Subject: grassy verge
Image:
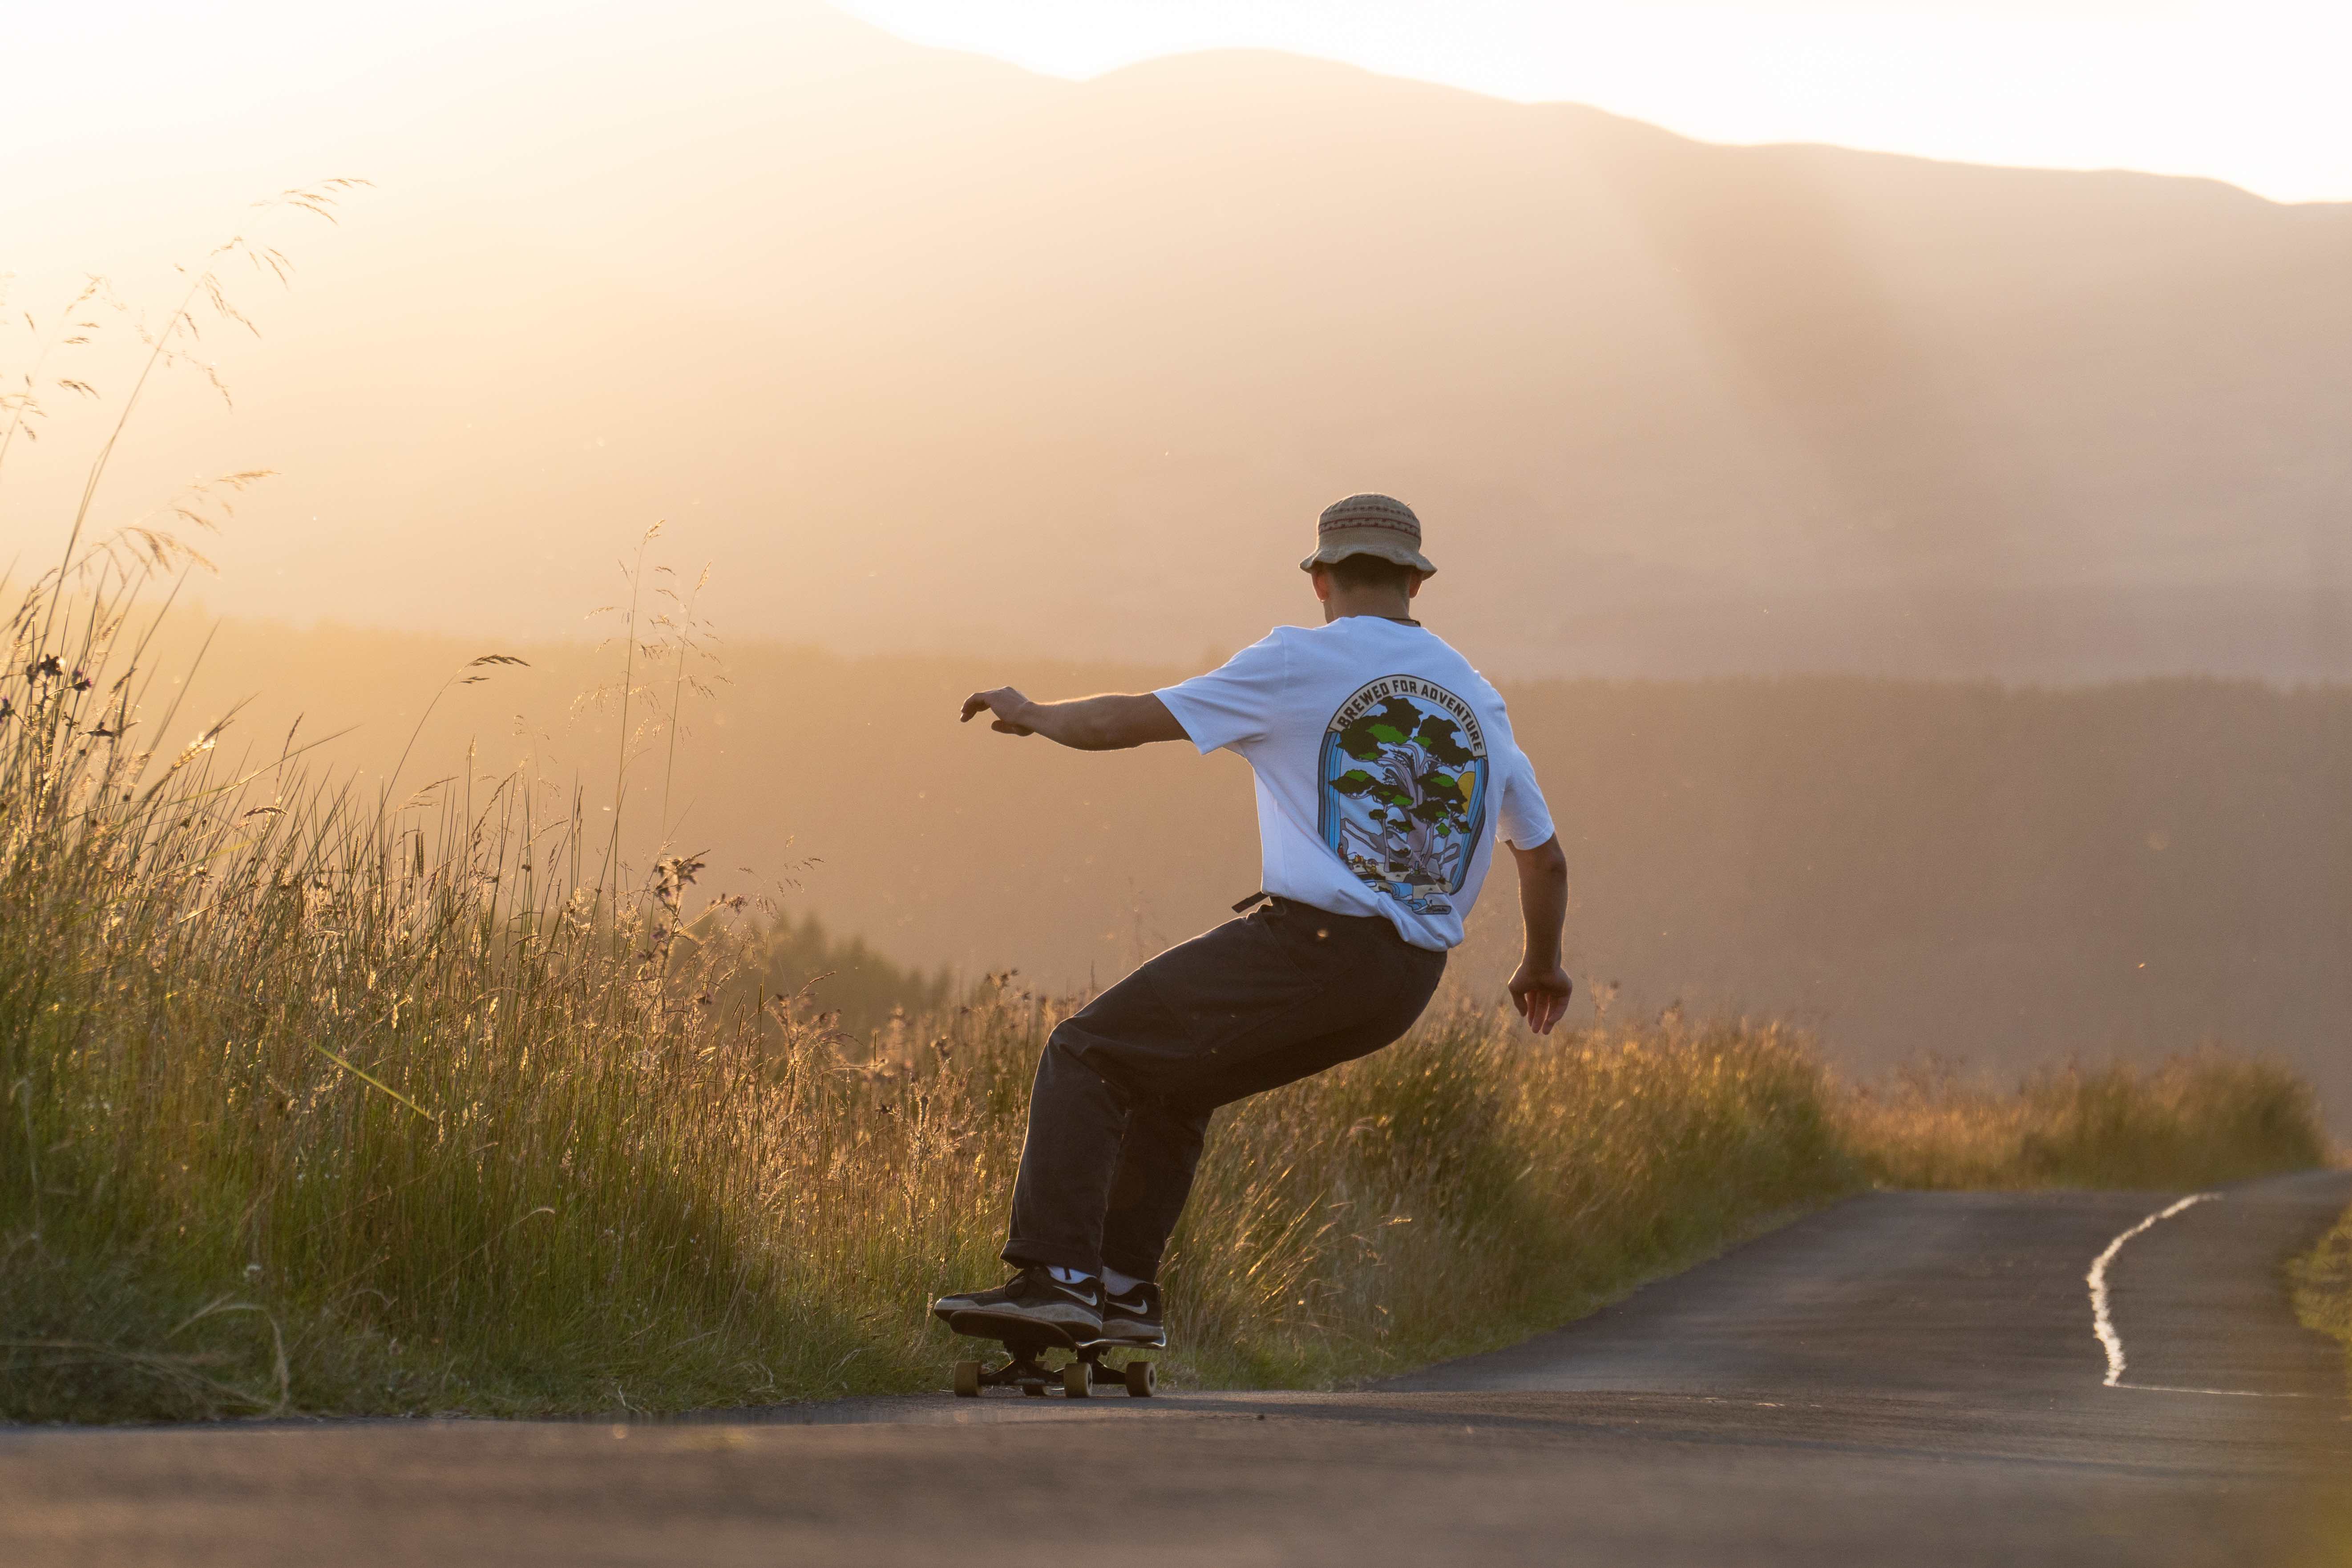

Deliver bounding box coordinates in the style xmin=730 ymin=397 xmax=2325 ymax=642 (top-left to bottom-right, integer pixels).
xmin=1839 ymin=1053 xmax=2329 ymax=1190
xmin=2289 ymin=1203 xmax=2352 ymax=1390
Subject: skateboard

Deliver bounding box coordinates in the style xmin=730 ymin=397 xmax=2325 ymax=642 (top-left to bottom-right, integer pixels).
xmin=948 ymin=1323 xmax=1157 ymax=1398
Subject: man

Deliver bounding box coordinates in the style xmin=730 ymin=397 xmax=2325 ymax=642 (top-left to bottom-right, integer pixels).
xmin=934 ymin=493 xmax=1571 ymax=1353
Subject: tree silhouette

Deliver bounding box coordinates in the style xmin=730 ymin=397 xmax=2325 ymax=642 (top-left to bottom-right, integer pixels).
xmin=1328 ymin=695 xmax=1480 ymax=893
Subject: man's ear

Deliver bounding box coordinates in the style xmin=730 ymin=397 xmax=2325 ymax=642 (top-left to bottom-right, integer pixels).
xmin=1407 ymin=573 xmax=1425 ymax=599
xmin=1309 ymin=566 xmax=1332 ymax=602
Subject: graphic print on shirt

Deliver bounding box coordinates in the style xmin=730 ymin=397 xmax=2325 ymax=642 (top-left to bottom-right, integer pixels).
xmin=1317 ymin=675 xmax=1488 ymax=915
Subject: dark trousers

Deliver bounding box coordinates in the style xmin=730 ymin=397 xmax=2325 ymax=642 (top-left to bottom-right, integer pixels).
xmin=1003 ymin=897 xmax=1447 ymax=1280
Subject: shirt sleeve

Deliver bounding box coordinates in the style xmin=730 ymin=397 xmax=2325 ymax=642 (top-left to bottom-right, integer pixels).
xmin=1481 ymin=690 xmax=1555 ymax=850
xmin=1152 ymin=631 xmax=1289 ymax=756
xmin=1497 ymin=743 xmax=1556 ymax=851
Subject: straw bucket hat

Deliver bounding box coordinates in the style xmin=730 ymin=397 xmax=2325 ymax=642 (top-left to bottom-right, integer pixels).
xmin=1299 ymin=493 xmax=1436 ymax=577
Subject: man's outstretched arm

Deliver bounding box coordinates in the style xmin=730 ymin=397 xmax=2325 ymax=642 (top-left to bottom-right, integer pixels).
xmin=1507 ymin=834 xmax=1573 ymax=1034
xmin=960 ymin=687 xmax=1188 ymax=752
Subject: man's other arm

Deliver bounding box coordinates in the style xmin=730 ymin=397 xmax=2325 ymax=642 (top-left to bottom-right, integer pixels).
xmin=1507 ymin=834 xmax=1573 ymax=1035
xmin=959 ymin=687 xmax=1188 ymax=752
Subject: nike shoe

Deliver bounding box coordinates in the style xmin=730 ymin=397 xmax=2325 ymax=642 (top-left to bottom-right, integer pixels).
xmin=1093 ymin=1279 xmax=1166 ymax=1348
xmin=931 ymin=1266 xmax=1102 ymax=1344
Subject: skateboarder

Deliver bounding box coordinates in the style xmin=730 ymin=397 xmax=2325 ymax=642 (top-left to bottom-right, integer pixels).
xmin=934 ymin=493 xmax=1571 ymax=1354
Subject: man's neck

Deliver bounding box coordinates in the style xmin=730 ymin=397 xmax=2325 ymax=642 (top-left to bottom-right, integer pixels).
xmin=1321 ymin=587 xmax=1418 ymax=623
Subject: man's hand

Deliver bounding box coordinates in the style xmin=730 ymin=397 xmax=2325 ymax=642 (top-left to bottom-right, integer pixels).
xmin=960 ymin=687 xmax=1036 ymax=735
xmin=1507 ymin=834 xmax=1572 ymax=1035
xmin=1508 ymin=961 xmax=1574 ymax=1035
xmin=957 ymin=689 xmax=1186 ymax=751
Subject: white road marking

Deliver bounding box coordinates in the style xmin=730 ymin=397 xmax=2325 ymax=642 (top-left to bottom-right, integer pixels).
xmin=2089 ymin=1193 xmax=2218 ymax=1387
xmin=2085 ymin=1191 xmax=2312 ymax=1398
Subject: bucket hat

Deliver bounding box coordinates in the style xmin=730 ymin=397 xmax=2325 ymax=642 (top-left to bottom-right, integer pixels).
xmin=1299 ymin=493 xmax=1436 ymax=577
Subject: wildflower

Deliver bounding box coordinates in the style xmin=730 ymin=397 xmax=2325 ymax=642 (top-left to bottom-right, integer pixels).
xmin=70 ymin=667 xmax=92 ymax=691
xmin=652 ymin=854 xmax=706 ymax=912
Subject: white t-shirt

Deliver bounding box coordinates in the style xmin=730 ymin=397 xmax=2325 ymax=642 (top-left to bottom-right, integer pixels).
xmin=1155 ymin=616 xmax=1555 ymax=951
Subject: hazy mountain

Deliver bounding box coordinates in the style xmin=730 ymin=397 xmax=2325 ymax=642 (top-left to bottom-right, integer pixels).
xmin=10 ymin=0 xmax=2351 ymax=679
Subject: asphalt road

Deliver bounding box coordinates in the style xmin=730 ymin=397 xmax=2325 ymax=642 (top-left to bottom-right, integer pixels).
xmin=6 ymin=1170 xmax=2347 ymax=1567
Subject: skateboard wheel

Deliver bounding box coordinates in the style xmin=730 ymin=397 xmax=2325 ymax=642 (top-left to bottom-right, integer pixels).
xmin=1123 ymin=1361 xmax=1155 ymax=1397
xmin=1062 ymin=1362 xmax=1091 ymax=1398
xmin=953 ymin=1361 xmax=982 ymax=1398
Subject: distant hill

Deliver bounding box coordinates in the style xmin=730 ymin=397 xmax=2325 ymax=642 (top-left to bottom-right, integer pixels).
xmin=12 ymin=0 xmax=2350 ymax=680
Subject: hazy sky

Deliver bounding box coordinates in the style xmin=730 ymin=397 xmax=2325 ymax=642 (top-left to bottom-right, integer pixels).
xmin=2 ymin=1 xmax=2345 ymax=204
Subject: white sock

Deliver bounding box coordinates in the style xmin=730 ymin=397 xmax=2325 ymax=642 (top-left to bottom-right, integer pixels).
xmin=1046 ymin=1265 xmax=1098 ymax=1286
xmin=1102 ymin=1268 xmax=1146 ymax=1296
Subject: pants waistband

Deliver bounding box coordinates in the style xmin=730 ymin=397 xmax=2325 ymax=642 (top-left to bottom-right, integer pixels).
xmin=1257 ymin=893 xmax=1412 ymax=935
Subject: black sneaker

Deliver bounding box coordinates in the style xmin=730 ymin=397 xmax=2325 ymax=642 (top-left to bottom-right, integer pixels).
xmin=931 ymin=1266 xmax=1102 ymax=1345
xmin=1093 ymin=1280 xmax=1166 ymax=1348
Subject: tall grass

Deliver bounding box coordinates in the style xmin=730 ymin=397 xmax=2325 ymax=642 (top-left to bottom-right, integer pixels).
xmin=1841 ymin=1053 xmax=2328 ymax=1190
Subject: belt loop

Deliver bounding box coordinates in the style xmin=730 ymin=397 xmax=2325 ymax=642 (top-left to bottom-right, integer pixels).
xmin=1231 ymin=889 xmax=1272 ymax=915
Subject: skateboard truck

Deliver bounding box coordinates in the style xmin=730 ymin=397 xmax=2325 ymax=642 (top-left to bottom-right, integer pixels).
xmin=950 ymin=1328 xmax=1156 ymax=1398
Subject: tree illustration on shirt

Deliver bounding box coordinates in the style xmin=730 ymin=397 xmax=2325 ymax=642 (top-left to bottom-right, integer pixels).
xmin=1317 ymin=677 xmax=1488 ymax=914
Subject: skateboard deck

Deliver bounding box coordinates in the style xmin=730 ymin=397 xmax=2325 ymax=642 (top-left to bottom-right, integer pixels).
xmin=942 ymin=1320 xmax=1157 ymax=1398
